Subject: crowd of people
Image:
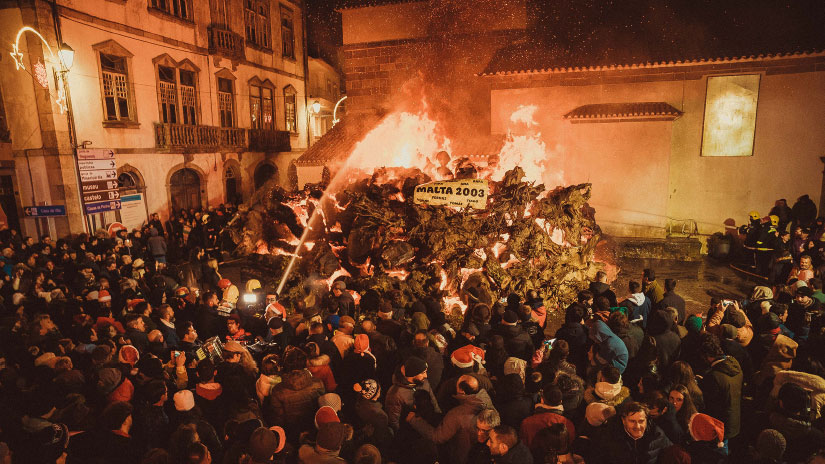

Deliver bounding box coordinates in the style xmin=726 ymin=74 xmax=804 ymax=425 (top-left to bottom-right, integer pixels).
xmin=2 ymin=201 xmax=825 ymax=464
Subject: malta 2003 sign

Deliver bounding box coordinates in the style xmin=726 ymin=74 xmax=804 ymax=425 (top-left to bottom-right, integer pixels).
xmin=413 ymin=179 xmax=488 ymax=209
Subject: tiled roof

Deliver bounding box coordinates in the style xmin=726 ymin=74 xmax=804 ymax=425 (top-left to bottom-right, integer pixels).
xmin=564 ymin=102 xmax=683 ymax=123
xmin=337 ymin=0 xmax=422 ymax=10
xmin=480 ymin=2 xmax=825 ymax=75
xmin=295 ymin=113 xmax=381 ymax=166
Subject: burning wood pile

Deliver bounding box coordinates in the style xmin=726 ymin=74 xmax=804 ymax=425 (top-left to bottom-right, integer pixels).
xmin=227 ymin=164 xmax=603 ymax=327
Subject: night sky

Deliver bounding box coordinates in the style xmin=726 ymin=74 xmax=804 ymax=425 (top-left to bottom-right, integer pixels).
xmin=306 ymin=0 xmax=825 ymax=72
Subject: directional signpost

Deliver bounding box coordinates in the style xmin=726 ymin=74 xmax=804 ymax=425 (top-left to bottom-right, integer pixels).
xmin=77 ymin=148 xmax=120 ymax=214
xmin=23 ymin=205 xmax=66 ymax=217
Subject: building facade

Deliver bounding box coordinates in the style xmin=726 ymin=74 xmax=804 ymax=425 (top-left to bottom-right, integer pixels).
xmin=332 ymin=0 xmax=825 ymax=239
xmin=0 ymin=0 xmax=310 ymax=237
xmin=307 ymin=56 xmax=342 ymax=145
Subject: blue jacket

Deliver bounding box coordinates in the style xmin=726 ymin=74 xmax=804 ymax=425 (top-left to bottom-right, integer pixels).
xmin=589 ymin=320 xmax=629 ymax=373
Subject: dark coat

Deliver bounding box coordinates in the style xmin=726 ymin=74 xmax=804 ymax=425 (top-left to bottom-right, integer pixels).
xmin=658 ymin=291 xmax=687 ymax=324
xmin=589 ymin=281 xmax=618 ymax=308
xmin=699 ymin=356 xmax=743 ymax=438
xmin=384 ymin=366 xmax=439 ymax=430
xmin=497 ymin=394 xmax=534 ymax=428
xmin=412 ymin=345 xmax=444 ymax=391
xmin=647 ymin=309 xmax=681 ymax=369
xmin=266 ymin=368 xmax=325 ymax=432
xmin=590 ymin=416 xmax=671 ymax=464
xmin=496 ymin=323 xmax=533 ymax=361
xmin=493 ymin=440 xmax=534 ymax=464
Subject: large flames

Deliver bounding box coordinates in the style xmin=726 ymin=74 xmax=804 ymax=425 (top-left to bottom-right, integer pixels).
xmin=233 ymin=103 xmax=601 ymax=323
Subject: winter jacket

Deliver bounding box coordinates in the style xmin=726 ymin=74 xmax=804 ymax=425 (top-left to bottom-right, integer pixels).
xmin=408 ymin=389 xmax=494 ymax=464
xmin=520 ymin=404 xmax=576 ymax=452
xmin=589 ymin=320 xmax=629 ymax=373
xmin=267 ymin=368 xmax=325 ymax=431
xmin=771 ymin=369 xmax=825 ymax=419
xmin=590 ymin=416 xmax=671 ymax=464
xmin=307 ymin=354 xmax=337 ymax=392
xmin=699 ymin=356 xmax=743 ymax=438
xmin=658 ymin=291 xmax=686 ymax=324
xmin=412 ymin=345 xmax=444 ymax=390
xmin=354 ymin=397 xmax=392 ymax=449
xmin=555 ymin=321 xmax=589 ymax=371
xmin=384 ymin=366 xmax=439 ymax=430
xmin=496 ymin=323 xmax=534 ymax=361
xmin=643 ymin=279 xmax=665 ymax=305
xmin=621 ymin=293 xmax=653 ymax=328
xmin=147 ymin=228 xmax=167 ymax=257
xmin=589 ymin=281 xmax=618 ymax=308
xmin=338 ymin=349 xmax=377 ymax=391
xmin=753 ymin=334 xmax=798 ymax=386
xmin=647 ymin=309 xmax=681 ymax=369
xmin=297 ymin=445 xmax=346 ymax=464
xmin=583 ymin=382 xmax=631 ymax=408
xmin=493 ymin=440 xmax=534 ymax=464
xmin=497 ymin=394 xmax=534 ymax=428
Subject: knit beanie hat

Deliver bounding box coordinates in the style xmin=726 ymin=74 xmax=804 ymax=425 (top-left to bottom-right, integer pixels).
xmin=174 ymin=390 xmax=195 ymax=412
xmin=96 ymin=367 xmax=122 ymax=396
xmin=248 ymin=427 xmax=285 ymax=462
xmin=685 ymin=315 xmax=703 ymax=333
xmin=451 ymin=345 xmax=485 ymax=368
xmin=502 ymin=310 xmax=519 ymax=324
xmin=354 ymin=379 xmax=380 ymax=401
xmin=118 ymin=345 xmax=140 ymax=366
xmin=314 ymin=406 xmax=340 ymax=429
xmin=318 ymin=393 xmax=342 ymax=412
xmin=354 ymin=334 xmax=370 ymax=354
xmin=756 ymin=429 xmax=786 ymax=461
xmin=688 ymin=413 xmax=725 ymax=445
xmin=316 ymin=422 xmax=347 ymax=451
xmin=404 ymin=356 xmax=428 ymax=377
xmin=585 ymin=402 xmax=615 ymax=426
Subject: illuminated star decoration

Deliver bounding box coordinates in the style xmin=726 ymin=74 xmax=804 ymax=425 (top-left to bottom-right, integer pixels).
xmin=9 ymin=43 xmax=25 ymax=70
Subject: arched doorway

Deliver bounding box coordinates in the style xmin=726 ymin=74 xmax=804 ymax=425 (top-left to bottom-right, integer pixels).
xmin=254 ymin=162 xmax=278 ymax=190
xmin=170 ymin=168 xmax=202 ymax=211
xmin=224 ymin=165 xmax=241 ymax=205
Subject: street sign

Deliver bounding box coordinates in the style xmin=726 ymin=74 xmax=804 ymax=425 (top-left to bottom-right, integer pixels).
xmin=84 ymin=200 xmax=121 ymax=214
xmin=77 ymin=148 xmax=115 ymax=160
xmin=79 ymin=169 xmax=116 ymax=182
xmin=78 ymin=159 xmax=116 ymax=171
xmin=82 ymin=190 xmax=120 ymax=203
xmin=23 ymin=205 xmax=66 ymax=217
xmin=81 ymin=180 xmax=119 ymax=193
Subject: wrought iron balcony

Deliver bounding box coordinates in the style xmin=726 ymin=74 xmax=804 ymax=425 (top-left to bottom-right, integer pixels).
xmin=155 ymin=123 xmax=246 ymax=150
xmin=248 ymin=129 xmax=291 ymax=152
xmin=208 ymin=25 xmax=245 ymax=61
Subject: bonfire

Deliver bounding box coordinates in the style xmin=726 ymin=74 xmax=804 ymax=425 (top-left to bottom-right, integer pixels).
xmin=226 ymin=105 xmax=604 ymax=329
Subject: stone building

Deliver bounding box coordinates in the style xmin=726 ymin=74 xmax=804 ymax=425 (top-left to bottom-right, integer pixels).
xmin=307 ymin=56 xmax=342 ymax=145
xmin=327 ymin=0 xmax=825 ymax=238
xmin=0 ymin=0 xmax=310 ymax=237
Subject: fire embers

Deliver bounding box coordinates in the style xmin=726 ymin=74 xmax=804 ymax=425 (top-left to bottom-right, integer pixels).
xmin=229 ymin=166 xmax=603 ymax=319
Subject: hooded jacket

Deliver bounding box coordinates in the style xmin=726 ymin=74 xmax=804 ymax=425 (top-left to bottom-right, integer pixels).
xmin=621 ymin=293 xmax=652 ymax=328
xmin=384 ymin=366 xmax=439 ymax=430
xmin=699 ymin=356 xmax=743 ymax=438
xmin=408 ymin=389 xmax=493 ymax=464
xmin=589 ymin=320 xmax=629 ymax=373
xmin=589 ymin=281 xmax=618 ymax=308
xmin=266 ymin=368 xmax=325 ymax=431
xmin=147 ymin=228 xmax=167 ymax=257
xmin=647 ymin=309 xmax=681 ymax=369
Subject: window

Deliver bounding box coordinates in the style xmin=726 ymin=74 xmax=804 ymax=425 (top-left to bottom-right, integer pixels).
xmin=280 ymin=5 xmax=294 ymax=59
xmin=101 ymin=53 xmax=131 ymax=121
xmin=283 ymin=85 xmax=296 ymax=133
xmin=179 ymin=70 xmax=197 ymax=125
xmin=151 ymin=0 xmax=192 ymax=21
xmin=218 ymin=78 xmax=235 ymax=128
xmin=701 ymin=74 xmax=760 ymax=157
xmin=245 ymin=0 xmax=271 ymax=49
xmin=250 ymin=83 xmax=274 ymax=130
xmin=158 ymin=65 xmax=178 ymax=124
xmin=212 ymin=0 xmax=231 ymax=27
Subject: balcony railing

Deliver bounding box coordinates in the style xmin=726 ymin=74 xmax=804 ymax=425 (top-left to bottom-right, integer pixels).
xmin=208 ymin=25 xmax=245 ymax=61
xmin=155 ymin=123 xmax=246 ymax=150
xmin=248 ymin=129 xmax=291 ymax=152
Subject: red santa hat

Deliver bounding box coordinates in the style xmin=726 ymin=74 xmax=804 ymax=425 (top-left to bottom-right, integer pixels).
xmin=688 ymin=413 xmax=725 ymax=446
xmin=98 ymin=290 xmax=112 ymax=303
xmin=451 ymin=345 xmax=485 ymax=369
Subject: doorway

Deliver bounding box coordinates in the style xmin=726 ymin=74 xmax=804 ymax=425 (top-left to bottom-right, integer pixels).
xmin=170 ymin=168 xmax=202 ymax=211
xmin=254 ymin=162 xmax=278 ymax=190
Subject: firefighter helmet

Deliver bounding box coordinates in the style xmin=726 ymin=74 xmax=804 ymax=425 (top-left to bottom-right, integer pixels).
xmin=749 ymin=211 xmax=760 ymax=221
xmin=769 ymin=215 xmax=779 ymax=227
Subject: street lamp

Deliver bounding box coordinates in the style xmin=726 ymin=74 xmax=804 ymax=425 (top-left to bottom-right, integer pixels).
xmin=311 ymin=100 xmax=321 ymax=114
xmin=58 ymin=43 xmax=74 ymax=70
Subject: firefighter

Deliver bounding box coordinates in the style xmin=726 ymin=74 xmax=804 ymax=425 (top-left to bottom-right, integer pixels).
xmin=755 ymin=215 xmax=780 ymax=276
